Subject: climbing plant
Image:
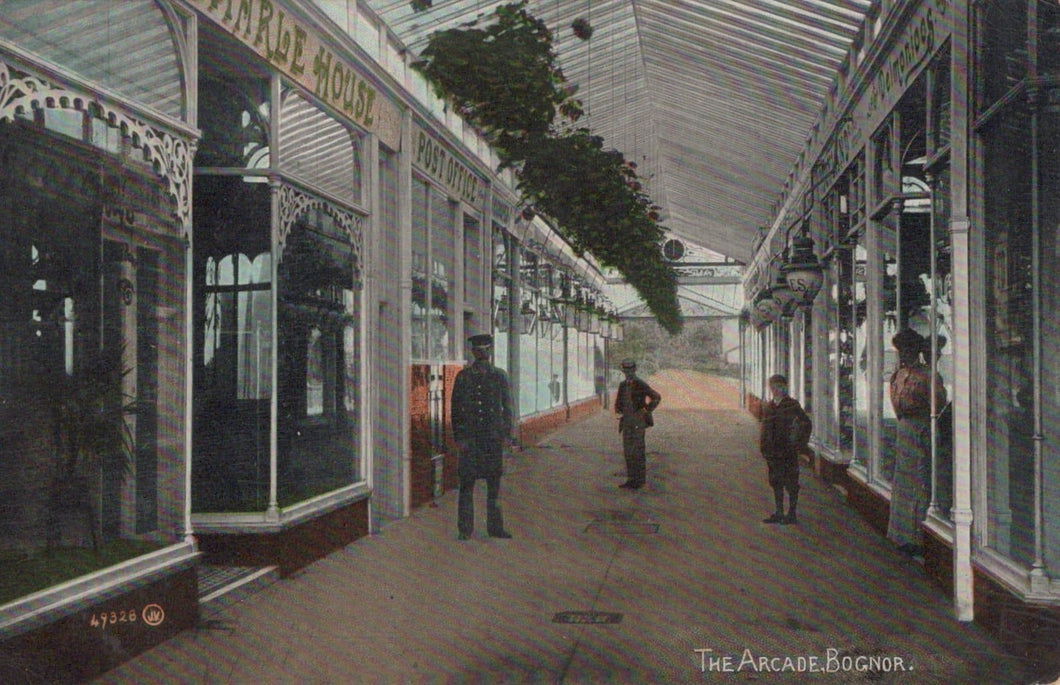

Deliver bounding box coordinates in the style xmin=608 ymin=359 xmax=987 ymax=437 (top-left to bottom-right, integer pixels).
xmin=412 ymin=1 xmax=683 ymax=334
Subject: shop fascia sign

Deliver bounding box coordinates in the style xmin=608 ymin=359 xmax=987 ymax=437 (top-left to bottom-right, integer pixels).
xmin=823 ymin=0 xmax=950 ymax=178
xmin=863 ymin=0 xmax=950 ymax=127
xmin=413 ymin=124 xmax=485 ymax=209
xmin=190 ymin=0 xmax=400 ymax=150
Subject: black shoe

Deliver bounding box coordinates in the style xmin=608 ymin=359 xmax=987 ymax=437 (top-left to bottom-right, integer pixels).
xmin=782 ymin=514 xmax=798 ymax=525
xmin=619 ymin=481 xmax=635 ymax=489
xmin=458 ymin=532 xmax=471 ymax=540
xmin=489 ymin=530 xmax=513 ymax=539
xmin=763 ymin=513 xmax=786 ymax=524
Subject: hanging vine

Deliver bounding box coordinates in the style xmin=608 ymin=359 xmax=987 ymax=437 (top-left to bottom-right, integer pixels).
xmin=412 ymin=1 xmax=683 ymax=334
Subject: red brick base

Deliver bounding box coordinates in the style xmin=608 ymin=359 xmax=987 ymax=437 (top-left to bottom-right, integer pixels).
xmin=519 ymin=397 xmax=603 ymax=447
xmin=197 ymin=499 xmax=369 ymax=576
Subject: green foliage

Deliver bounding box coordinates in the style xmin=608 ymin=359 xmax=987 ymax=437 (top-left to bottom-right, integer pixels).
xmin=412 ymin=2 xmax=683 ymax=334
xmin=609 ymin=319 xmax=738 ymax=377
xmin=413 ymin=2 xmax=581 ymax=160
xmin=52 ymin=349 xmax=136 ymax=480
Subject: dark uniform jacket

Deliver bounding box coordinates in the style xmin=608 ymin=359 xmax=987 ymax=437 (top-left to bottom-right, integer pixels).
xmin=759 ymin=396 xmax=812 ymax=460
xmin=615 ymin=376 xmax=661 ymax=428
xmin=451 ymin=360 xmax=513 ymax=479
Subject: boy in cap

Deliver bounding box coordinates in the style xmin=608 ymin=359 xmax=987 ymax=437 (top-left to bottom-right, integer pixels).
xmin=614 ymin=359 xmax=661 ymax=489
xmin=451 ymin=333 xmax=515 ymax=540
xmin=759 ymin=374 xmax=811 ymax=524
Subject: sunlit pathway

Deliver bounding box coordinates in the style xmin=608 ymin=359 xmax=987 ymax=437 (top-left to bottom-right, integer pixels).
xmin=97 ymin=370 xmax=1036 ymax=684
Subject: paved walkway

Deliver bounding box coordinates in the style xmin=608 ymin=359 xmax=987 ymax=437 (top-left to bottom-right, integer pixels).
xmin=98 ymin=370 xmax=1044 ymax=684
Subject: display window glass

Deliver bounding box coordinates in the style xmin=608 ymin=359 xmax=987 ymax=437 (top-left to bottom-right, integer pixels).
xmin=491 ymin=225 xmax=511 ymax=373
xmin=0 ymin=122 xmax=182 ymax=602
xmin=277 ymin=208 xmax=362 ymax=505
xmin=192 ymin=176 xmax=273 ymax=512
xmin=981 ymin=105 xmax=1035 ymax=566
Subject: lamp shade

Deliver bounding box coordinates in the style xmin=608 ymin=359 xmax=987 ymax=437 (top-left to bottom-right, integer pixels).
xmin=781 ymin=234 xmax=824 ymax=305
xmin=770 ymin=272 xmax=799 ymax=312
xmin=753 ymin=289 xmax=782 ymax=327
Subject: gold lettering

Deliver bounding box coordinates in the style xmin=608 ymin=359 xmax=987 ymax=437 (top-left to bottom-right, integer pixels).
xmin=313 ymin=45 xmax=332 ymax=99
xmin=416 ymin=131 xmax=428 ymax=165
xmin=344 ymin=72 xmax=358 ymax=113
xmin=290 ymin=26 xmax=307 ymax=75
xmin=361 ymin=86 xmax=375 ymax=126
xmin=235 ymin=0 xmax=254 ymax=37
xmin=254 ymin=0 xmax=274 ymax=52
xmin=331 ymin=62 xmax=345 ymax=106
xmin=272 ymin=11 xmax=290 ymax=65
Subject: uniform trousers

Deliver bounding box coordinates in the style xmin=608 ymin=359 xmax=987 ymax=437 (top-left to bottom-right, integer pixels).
xmin=457 ymin=437 xmax=505 ymax=536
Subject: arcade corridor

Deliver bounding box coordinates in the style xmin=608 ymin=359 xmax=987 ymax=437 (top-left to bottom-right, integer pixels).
xmin=94 ymin=371 xmax=1045 ymax=684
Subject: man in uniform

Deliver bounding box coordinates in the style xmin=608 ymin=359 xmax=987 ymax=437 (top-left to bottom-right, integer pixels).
xmin=614 ymin=359 xmax=661 ymax=489
xmin=451 ymin=333 xmax=515 ymax=540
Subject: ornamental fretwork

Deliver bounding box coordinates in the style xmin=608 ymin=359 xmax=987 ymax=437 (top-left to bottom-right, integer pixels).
xmin=0 ymin=60 xmax=192 ymax=233
xmin=277 ymin=184 xmax=364 ymax=286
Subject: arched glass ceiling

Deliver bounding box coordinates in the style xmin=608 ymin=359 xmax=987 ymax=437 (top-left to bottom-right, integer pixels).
xmin=365 ymin=0 xmax=872 ymax=263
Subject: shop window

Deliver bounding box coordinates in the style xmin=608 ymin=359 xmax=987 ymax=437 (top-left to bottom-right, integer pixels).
xmin=411 ymin=178 xmax=430 ymax=360
xmin=192 ymin=177 xmax=272 ymax=512
xmin=518 ymin=251 xmax=539 ymax=414
xmin=430 ymin=187 xmax=455 ymax=361
xmin=852 ymin=240 xmax=870 ymax=468
xmin=1039 ymin=87 xmax=1060 ymax=576
xmin=491 ymin=225 xmax=511 ymax=372
xmin=836 ymin=245 xmax=855 ymax=456
xmin=409 ymin=178 xmax=456 ymax=362
xmin=975 ymin=0 xmax=1028 ymax=114
xmin=277 ymin=208 xmax=361 ymax=506
xmin=0 ymin=124 xmax=180 ymax=594
xmin=464 ymin=214 xmax=484 ymax=318
xmin=982 ymin=106 xmax=1035 ymax=566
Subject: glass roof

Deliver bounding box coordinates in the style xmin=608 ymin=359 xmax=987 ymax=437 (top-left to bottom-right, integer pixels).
xmin=364 ymin=0 xmax=872 ymax=263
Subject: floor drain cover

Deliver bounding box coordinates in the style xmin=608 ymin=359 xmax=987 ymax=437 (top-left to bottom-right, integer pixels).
xmin=584 ymin=522 xmax=660 ymax=534
xmin=552 ymin=611 xmax=623 ymax=624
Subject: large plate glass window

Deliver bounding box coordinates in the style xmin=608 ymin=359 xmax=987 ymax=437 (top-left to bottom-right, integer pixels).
xmin=0 ymin=120 xmax=181 ymax=600
xmin=277 ymin=207 xmax=362 ymax=505
xmin=193 ymin=177 xmax=272 ymax=512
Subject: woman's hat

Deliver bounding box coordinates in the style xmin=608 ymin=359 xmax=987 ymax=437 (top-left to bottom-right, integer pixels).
xmin=892 ymin=328 xmax=925 ymax=351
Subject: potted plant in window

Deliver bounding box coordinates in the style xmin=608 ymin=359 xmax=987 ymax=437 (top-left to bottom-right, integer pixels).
xmin=45 ymin=348 xmax=135 ymax=551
